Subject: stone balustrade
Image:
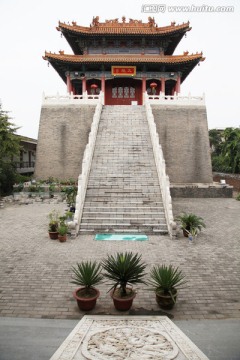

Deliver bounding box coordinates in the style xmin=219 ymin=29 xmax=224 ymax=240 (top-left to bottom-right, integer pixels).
xmin=42 ymin=91 xmax=100 ymax=105
xmin=144 ymin=92 xmax=176 ymax=238
xmin=73 ymin=92 xmax=104 ymax=235
xmin=147 ymin=92 xmax=205 ymax=106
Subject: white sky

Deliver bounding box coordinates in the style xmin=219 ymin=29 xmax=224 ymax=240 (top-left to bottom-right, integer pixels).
xmin=1 ymin=0 xmax=240 ymax=138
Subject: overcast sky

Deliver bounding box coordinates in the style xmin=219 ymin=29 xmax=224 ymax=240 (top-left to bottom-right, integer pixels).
xmin=1 ymin=0 xmax=240 ymax=138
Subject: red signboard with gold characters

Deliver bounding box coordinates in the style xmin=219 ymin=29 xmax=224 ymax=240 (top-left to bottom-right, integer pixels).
xmin=112 ymin=66 xmax=136 ymax=76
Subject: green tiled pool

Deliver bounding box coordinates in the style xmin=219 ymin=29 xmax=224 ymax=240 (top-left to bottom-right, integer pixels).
xmin=95 ymin=234 xmax=148 ymax=241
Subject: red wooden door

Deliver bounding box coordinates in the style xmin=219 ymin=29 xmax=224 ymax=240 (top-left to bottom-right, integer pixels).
xmin=105 ymin=79 xmax=142 ymax=105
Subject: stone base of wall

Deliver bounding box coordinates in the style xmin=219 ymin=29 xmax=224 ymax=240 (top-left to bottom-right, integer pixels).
xmin=151 ymin=105 xmax=213 ymax=184
xmin=213 ymin=172 xmax=240 ymax=192
xmin=170 ymin=183 xmax=233 ymax=198
xmin=35 ymin=104 xmax=96 ymax=180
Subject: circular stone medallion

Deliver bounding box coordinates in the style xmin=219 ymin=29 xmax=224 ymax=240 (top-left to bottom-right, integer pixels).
xmin=81 ymin=326 xmax=178 ymax=359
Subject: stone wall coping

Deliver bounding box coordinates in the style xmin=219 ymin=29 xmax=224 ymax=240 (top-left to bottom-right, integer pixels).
xmin=148 ymin=92 xmax=205 ymax=106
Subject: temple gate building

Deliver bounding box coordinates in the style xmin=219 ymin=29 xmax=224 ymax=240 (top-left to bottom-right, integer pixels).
xmin=42 ymin=16 xmax=204 ymax=105
xmin=35 ymin=17 xmax=218 ymax=236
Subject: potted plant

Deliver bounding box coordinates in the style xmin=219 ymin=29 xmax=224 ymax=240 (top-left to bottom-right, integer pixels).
xmin=175 ymin=212 xmax=206 ymax=237
xmin=48 ymin=209 xmax=59 ymax=239
xmin=58 ymin=215 xmax=68 ymax=242
xmin=71 ymin=261 xmax=103 ymax=311
xmin=64 ymin=186 xmax=77 ymax=212
xmin=58 ymin=224 xmax=68 ymax=242
xmin=102 ymin=252 xmax=147 ymax=311
xmin=149 ymin=264 xmax=187 ymax=309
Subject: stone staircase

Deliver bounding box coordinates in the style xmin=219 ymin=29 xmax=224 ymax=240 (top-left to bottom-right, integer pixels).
xmin=79 ymin=105 xmax=168 ymax=234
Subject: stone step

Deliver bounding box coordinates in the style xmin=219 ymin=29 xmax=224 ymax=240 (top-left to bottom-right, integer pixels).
xmin=79 ymin=224 xmax=168 ymax=235
xmin=86 ymin=189 xmax=161 ymax=195
xmin=84 ymin=199 xmax=163 ymax=204
xmin=80 ymin=222 xmax=167 ymax=233
xmin=82 ymin=217 xmax=166 ymax=223
xmin=78 ymin=105 xmax=167 ymax=235
xmin=82 ymin=206 xmax=164 ymax=211
xmin=84 ymin=201 xmax=164 ymax=206
xmin=82 ymin=211 xmax=165 ymax=216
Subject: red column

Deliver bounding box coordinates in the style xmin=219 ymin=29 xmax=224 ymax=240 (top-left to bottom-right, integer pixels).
xmin=160 ymin=78 xmax=165 ymax=95
xmin=66 ymin=74 xmax=72 ymax=94
xmin=142 ymin=76 xmax=146 ymax=103
xmin=176 ymin=75 xmax=181 ymax=94
xmin=101 ymin=75 xmax=105 ymax=93
xmin=82 ymin=77 xmax=87 ymax=94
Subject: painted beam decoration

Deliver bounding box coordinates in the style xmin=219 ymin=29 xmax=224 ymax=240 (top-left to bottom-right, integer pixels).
xmin=112 ymin=66 xmax=136 ymax=76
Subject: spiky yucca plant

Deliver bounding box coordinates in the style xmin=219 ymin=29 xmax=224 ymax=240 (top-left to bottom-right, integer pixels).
xmin=149 ymin=264 xmax=187 ymax=302
xmin=71 ymin=261 xmax=103 ymax=296
xmin=102 ymin=252 xmax=147 ymax=297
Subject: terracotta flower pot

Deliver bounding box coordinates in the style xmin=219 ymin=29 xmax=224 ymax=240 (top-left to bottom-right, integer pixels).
xmin=110 ymin=289 xmax=136 ymax=311
xmin=73 ymin=287 xmax=100 ymax=311
xmin=58 ymin=234 xmax=67 ymax=242
xmin=156 ymin=289 xmax=177 ymax=310
xmin=48 ymin=231 xmax=58 ymax=240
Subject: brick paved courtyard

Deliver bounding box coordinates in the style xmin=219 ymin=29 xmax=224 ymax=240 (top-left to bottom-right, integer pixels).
xmin=0 ymin=198 xmax=239 ymax=320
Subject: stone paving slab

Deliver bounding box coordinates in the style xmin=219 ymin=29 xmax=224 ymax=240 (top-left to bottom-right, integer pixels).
xmin=0 ymin=318 xmax=240 ymax=360
xmin=50 ymin=316 xmax=209 ymax=360
xmin=0 ymin=198 xmax=240 ymax=320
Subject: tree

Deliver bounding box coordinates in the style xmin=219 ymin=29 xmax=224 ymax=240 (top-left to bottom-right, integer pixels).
xmin=209 ymin=127 xmax=240 ymax=174
xmin=0 ymin=105 xmax=21 ymax=196
xmin=221 ymin=128 xmax=240 ymax=174
xmin=209 ymin=129 xmax=223 ymax=156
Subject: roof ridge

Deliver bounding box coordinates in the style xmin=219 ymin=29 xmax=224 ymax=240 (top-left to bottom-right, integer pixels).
xmin=57 ymin=18 xmax=190 ymax=34
xmin=43 ymin=52 xmax=205 ymax=63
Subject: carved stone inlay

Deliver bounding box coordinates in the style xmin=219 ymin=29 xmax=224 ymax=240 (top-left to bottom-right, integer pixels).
xmin=82 ymin=326 xmax=178 ymax=360
xmin=50 ymin=316 xmax=209 ymax=360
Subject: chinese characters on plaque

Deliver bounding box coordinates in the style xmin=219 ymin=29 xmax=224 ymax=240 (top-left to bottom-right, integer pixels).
xmin=111 ymin=66 xmax=136 ymax=76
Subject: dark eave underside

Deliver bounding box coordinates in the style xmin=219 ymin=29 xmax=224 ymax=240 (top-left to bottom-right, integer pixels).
xmin=45 ymin=55 xmax=203 ymax=84
xmin=61 ymin=30 xmax=189 ymax=56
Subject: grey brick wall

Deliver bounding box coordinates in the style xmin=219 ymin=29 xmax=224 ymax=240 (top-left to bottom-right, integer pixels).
xmin=34 ymin=104 xmax=95 ymax=180
xmin=151 ymin=105 xmax=213 ymax=184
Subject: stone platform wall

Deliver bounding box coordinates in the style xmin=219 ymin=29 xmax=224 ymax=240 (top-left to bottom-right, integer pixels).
xmin=35 ymin=103 xmax=213 ymax=184
xmin=151 ymin=105 xmax=213 ymax=184
xmin=34 ymin=104 xmax=96 ymax=180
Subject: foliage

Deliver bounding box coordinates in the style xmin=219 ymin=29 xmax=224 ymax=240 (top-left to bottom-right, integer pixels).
xmin=101 ymin=252 xmax=147 ymax=296
xmin=49 ymin=184 xmax=56 ymax=193
xmin=57 ymin=214 xmax=68 ymax=235
xmin=0 ymin=162 xmax=18 ymax=195
xmin=71 ymin=261 xmax=103 ymax=295
xmin=60 ymin=178 xmax=76 ymax=185
xmin=14 ymin=173 xmax=32 ymax=184
xmin=148 ymin=264 xmax=187 ymax=302
xmin=28 ymin=185 xmax=44 ymax=193
xmin=13 ymin=183 xmax=24 ymax=192
xmin=48 ymin=209 xmax=59 ymax=232
xmin=0 ymin=105 xmax=21 ymax=195
xmin=209 ymin=128 xmax=240 ymax=174
xmin=58 ymin=224 xmax=68 ymax=236
xmin=175 ymin=212 xmax=206 ymax=235
xmin=62 ymin=186 xmax=77 ymax=205
xmin=46 ymin=177 xmax=57 ymax=184
xmin=65 ymin=210 xmax=74 ymax=220
xmin=211 ymin=155 xmax=232 ymax=173
xmin=236 ymin=193 xmax=240 ymax=201
xmin=209 ymin=129 xmax=223 ymax=156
